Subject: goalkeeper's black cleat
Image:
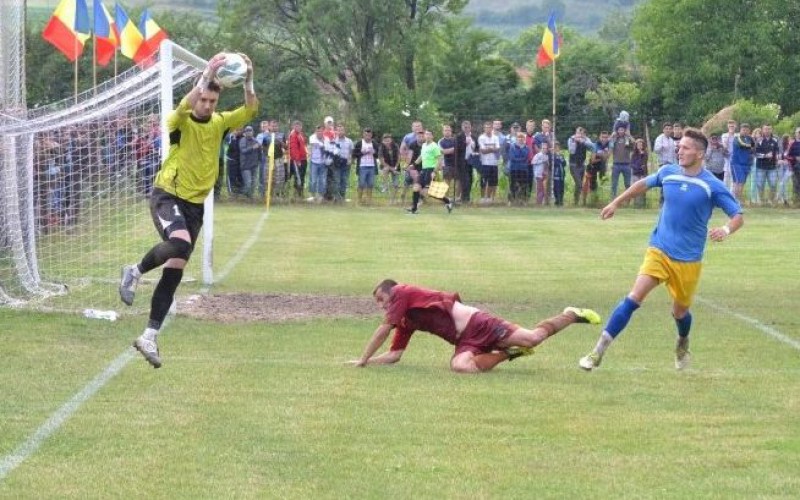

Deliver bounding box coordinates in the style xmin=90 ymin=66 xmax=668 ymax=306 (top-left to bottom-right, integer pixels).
xmin=119 ymin=265 xmax=140 ymax=306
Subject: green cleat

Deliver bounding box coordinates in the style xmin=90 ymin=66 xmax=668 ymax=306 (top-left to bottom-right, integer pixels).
xmin=578 ymin=351 xmax=602 ymax=371
xmin=505 ymin=346 xmax=534 ymax=361
xmin=564 ymin=307 xmax=602 ymax=325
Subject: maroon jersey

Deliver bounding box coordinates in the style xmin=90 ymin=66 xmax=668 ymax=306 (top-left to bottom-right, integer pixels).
xmin=386 ymin=284 xmax=461 ymax=351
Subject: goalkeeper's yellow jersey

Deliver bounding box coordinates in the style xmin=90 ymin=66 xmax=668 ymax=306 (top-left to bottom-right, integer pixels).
xmin=154 ymin=96 xmax=258 ymax=204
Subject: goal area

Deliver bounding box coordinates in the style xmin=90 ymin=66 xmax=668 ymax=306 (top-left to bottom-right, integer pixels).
xmin=0 ymin=41 xmax=214 ymax=314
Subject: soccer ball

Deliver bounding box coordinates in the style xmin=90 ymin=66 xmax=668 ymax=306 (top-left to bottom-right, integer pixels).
xmin=216 ymin=53 xmax=247 ymax=88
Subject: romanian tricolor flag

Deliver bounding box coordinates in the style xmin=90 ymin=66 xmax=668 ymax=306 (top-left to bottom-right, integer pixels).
xmin=42 ymin=0 xmax=91 ymax=62
xmin=536 ymin=12 xmax=560 ymax=68
xmin=93 ymin=1 xmax=118 ymax=66
xmin=114 ymin=3 xmax=144 ymax=62
xmin=135 ymin=9 xmax=168 ymax=63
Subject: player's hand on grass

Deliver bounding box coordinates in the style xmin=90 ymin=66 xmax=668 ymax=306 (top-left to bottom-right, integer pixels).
xmin=346 ymin=359 xmax=367 ymax=367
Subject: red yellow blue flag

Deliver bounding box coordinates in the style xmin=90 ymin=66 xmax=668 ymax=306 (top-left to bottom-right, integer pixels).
xmin=114 ymin=3 xmax=144 ymax=62
xmin=135 ymin=9 xmax=168 ymax=64
xmin=42 ymin=0 xmax=91 ymax=62
xmin=93 ymin=1 xmax=118 ymax=66
xmin=536 ymin=12 xmax=560 ymax=68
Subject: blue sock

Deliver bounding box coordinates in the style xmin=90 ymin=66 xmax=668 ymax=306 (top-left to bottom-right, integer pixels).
xmin=604 ymin=296 xmax=640 ymax=338
xmin=675 ymin=312 xmax=692 ymax=338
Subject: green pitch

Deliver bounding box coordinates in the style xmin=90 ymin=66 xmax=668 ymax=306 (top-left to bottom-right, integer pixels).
xmin=1 ymin=205 xmax=799 ymax=498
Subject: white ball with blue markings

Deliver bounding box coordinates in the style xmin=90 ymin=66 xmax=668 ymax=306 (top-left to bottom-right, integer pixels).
xmin=217 ymin=53 xmax=247 ymax=88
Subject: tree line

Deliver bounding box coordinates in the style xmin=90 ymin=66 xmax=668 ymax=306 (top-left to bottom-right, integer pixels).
xmin=24 ymin=0 xmax=800 ymax=139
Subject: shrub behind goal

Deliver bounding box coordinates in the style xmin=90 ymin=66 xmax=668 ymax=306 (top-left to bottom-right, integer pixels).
xmin=0 ymin=41 xmax=213 ymax=314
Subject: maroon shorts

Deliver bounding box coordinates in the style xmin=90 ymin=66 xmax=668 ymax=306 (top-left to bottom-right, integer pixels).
xmin=454 ymin=311 xmax=518 ymax=356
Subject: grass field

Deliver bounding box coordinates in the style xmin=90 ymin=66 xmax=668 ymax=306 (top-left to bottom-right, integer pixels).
xmin=1 ymin=204 xmax=799 ymax=498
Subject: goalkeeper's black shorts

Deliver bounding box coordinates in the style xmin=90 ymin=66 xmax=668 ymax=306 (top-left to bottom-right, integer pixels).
xmin=149 ymin=188 xmax=204 ymax=246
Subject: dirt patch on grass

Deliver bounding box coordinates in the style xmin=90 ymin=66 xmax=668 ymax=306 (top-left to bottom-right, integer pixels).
xmin=178 ymin=292 xmax=379 ymax=323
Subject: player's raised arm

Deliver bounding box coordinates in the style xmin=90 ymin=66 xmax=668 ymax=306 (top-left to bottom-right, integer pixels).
xmin=239 ymin=53 xmax=257 ymax=107
xmin=187 ymin=52 xmax=226 ymax=107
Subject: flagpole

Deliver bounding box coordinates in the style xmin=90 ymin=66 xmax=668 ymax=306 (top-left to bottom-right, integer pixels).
xmin=74 ymin=38 xmax=79 ymax=104
xmin=547 ymin=57 xmax=556 ymax=205
xmin=93 ymin=34 xmax=97 ymax=91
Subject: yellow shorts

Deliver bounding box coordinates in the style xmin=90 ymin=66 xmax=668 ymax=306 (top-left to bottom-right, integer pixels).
xmin=638 ymin=247 xmax=702 ymax=308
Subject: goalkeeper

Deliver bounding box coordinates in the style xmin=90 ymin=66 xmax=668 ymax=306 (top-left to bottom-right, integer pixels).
xmin=349 ymin=279 xmax=601 ymax=373
xmin=119 ymin=52 xmax=259 ymax=368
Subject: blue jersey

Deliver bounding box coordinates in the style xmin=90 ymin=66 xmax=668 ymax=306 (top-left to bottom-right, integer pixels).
xmin=645 ymin=165 xmax=742 ymax=262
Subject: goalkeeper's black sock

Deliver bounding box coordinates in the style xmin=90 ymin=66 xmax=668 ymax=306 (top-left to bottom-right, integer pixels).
xmin=412 ymin=191 xmax=420 ymax=211
xmin=442 ymin=196 xmax=451 ymax=204
xmin=149 ymin=267 xmax=183 ymax=328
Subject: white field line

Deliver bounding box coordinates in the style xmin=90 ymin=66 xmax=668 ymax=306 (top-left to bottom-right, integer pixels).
xmin=696 ymin=295 xmax=800 ymax=351
xmin=0 ymin=211 xmax=270 ymax=482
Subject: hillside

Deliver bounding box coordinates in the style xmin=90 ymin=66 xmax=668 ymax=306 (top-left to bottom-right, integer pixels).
xmin=28 ymin=0 xmax=640 ymax=36
xmin=464 ymin=0 xmax=643 ymax=35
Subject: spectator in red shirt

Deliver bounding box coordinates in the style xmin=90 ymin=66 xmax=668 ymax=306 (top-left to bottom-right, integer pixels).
xmin=287 ymin=120 xmax=308 ymax=199
xmin=350 ymin=279 xmax=601 ymax=373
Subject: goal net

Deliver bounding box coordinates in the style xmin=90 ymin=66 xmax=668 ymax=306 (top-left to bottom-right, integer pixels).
xmin=0 ymin=40 xmax=211 ymax=314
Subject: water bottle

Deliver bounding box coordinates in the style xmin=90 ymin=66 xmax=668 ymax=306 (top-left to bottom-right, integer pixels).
xmin=83 ymin=309 xmax=118 ymax=321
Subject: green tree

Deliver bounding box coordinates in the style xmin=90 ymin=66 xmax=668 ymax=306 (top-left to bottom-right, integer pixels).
xmin=632 ymin=0 xmax=800 ymax=123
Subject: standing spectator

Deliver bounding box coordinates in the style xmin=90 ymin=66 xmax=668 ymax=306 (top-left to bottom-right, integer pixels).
xmin=568 ymin=127 xmax=593 ymax=206
xmin=455 ymin=121 xmax=478 ymax=204
xmin=134 ymin=125 xmax=155 ymax=196
xmin=730 ymin=123 xmax=755 ymax=203
xmin=378 ymin=133 xmax=401 ymax=204
xmin=287 ymin=120 xmax=308 ymax=200
xmin=653 ymin=122 xmax=676 ymax=167
xmin=308 ymin=125 xmax=328 ymax=203
xmin=255 ymin=120 xmax=270 ymax=193
xmin=777 ymin=133 xmax=793 ymax=206
xmin=322 ymin=116 xmax=336 ymax=200
xmin=322 ymin=116 xmax=336 ymax=141
xmin=531 ymin=142 xmax=550 ymax=205
xmin=551 ymin=141 xmax=567 ymax=207
xmin=720 ymin=120 xmax=737 ymax=191
xmin=239 ymin=125 xmax=261 ymax=198
xmin=439 ymin=124 xmax=457 ymax=198
xmin=507 ymin=131 xmax=530 ymax=205
xmin=786 ymin=128 xmax=800 ymax=206
xmin=352 ymin=128 xmax=380 ymax=205
xmin=609 ymin=125 xmax=634 ymax=199
xmin=525 ymin=120 xmax=538 ymax=201
xmin=705 ymin=135 xmax=728 ymax=181
xmin=407 ymin=130 xmax=453 ymax=214
xmin=478 ymin=121 xmax=500 ymax=204
xmin=749 ymin=127 xmax=763 ymax=205
xmin=332 ymin=125 xmax=354 ymax=203
xmin=535 ymin=119 xmax=555 ymax=205
xmin=399 ymin=120 xmax=424 ymax=165
xmin=225 ymin=128 xmax=243 ymax=196
xmin=754 ymin=124 xmax=780 ymax=205
xmin=631 ymin=138 xmax=649 ymax=208
xmin=493 ymin=119 xmax=508 ymax=168
xmin=584 ymin=131 xmax=611 ymax=206
xmin=260 ymin=119 xmax=287 ymax=200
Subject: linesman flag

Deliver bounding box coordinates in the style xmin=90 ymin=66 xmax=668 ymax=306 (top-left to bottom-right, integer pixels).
xmin=114 ymin=3 xmax=144 ymax=62
xmin=94 ymin=1 xmax=118 ymax=66
xmin=42 ymin=0 xmax=91 ymax=62
xmin=536 ymin=12 xmax=560 ymax=68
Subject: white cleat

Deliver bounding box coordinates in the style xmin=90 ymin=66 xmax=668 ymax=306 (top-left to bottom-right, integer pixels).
xmin=579 ymin=352 xmax=602 ymax=371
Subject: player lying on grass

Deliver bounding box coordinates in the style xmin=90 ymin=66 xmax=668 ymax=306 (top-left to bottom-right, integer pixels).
xmin=578 ymin=127 xmax=744 ymax=372
xmin=350 ymin=279 xmax=601 ymax=373
xmin=118 ymin=52 xmax=259 ymax=368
